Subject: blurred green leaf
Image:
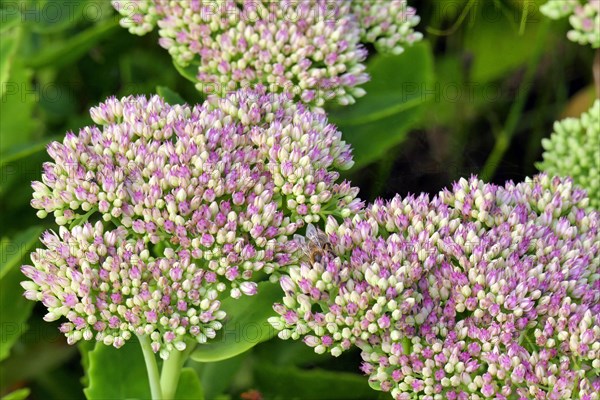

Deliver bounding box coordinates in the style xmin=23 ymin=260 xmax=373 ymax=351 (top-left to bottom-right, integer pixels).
xmin=255 ymin=363 xmax=375 ymax=400
xmin=0 ymin=226 xmax=41 ymax=279
xmin=33 ymin=365 xmax=85 ymax=400
xmin=254 ymin=339 xmax=327 ymax=367
xmin=157 ymin=86 xmax=186 ymax=105
xmin=0 ymin=62 xmax=42 ymax=151
xmin=78 ymin=340 xmax=96 ymax=388
xmin=331 ymin=42 xmax=434 ymax=125
xmin=23 ymin=17 xmax=119 ymax=69
xmin=0 ymin=226 xmax=43 ymax=361
xmin=464 ymin=2 xmax=542 ymax=83
xmin=191 ymin=353 xmax=246 ymax=400
xmin=174 ymin=368 xmax=204 ymax=400
xmin=334 ymin=107 xmax=428 ymax=169
xmin=329 ymin=42 xmax=434 ymax=168
xmin=0 ymin=135 xmax=60 ymax=169
xmin=84 ymin=339 xmax=151 ymax=400
xmin=173 ymin=60 xmax=200 ymax=84
xmin=20 ymin=0 xmax=104 ymax=34
xmin=190 ymin=282 xmax=282 ymax=362
xmin=1 ymin=388 xmax=29 ymax=400
xmin=0 ymin=317 xmax=76 ymax=391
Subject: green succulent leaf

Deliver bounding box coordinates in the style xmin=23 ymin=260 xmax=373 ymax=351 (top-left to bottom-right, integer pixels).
xmin=329 ymin=42 xmax=434 ymax=168
xmin=191 ymin=353 xmax=247 ymax=400
xmin=174 ymin=368 xmax=204 ymax=400
xmin=464 ymin=1 xmax=544 ymax=83
xmin=255 ymin=363 xmax=376 ymax=400
xmin=84 ymin=340 xmax=151 ymax=400
xmin=157 ymin=86 xmax=186 ymax=105
xmin=190 ymin=282 xmax=283 ymax=362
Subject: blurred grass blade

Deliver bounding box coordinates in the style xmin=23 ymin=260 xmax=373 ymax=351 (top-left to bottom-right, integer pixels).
xmin=1 ymin=388 xmax=30 ymax=400
xmin=0 ymin=17 xmax=22 ymax=97
xmin=0 ymin=8 xmax=22 ymax=33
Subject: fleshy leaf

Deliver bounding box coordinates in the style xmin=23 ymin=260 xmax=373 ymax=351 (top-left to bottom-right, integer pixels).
xmin=190 ymin=353 xmax=247 ymax=400
xmin=174 ymin=368 xmax=204 ymax=400
xmin=156 ymin=86 xmax=186 ymax=105
xmin=190 ymin=282 xmax=283 ymax=362
xmin=329 ymin=42 xmax=434 ymax=168
xmin=83 ymin=340 xmax=151 ymax=400
xmin=254 ymin=363 xmax=376 ymax=400
xmin=464 ymin=2 xmax=544 ymax=83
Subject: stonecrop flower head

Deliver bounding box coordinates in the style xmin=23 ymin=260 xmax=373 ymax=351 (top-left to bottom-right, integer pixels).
xmin=537 ymin=99 xmax=599 ymax=209
xmin=540 ymin=0 xmax=600 ymax=48
xmin=22 ymin=87 xmax=361 ymax=359
xmin=270 ymin=174 xmax=600 ymax=399
xmin=351 ymin=0 xmax=422 ymax=55
xmin=111 ymin=0 xmax=422 ymax=107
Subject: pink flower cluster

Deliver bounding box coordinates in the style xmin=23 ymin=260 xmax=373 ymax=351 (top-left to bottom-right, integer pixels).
xmin=112 ymin=0 xmax=421 ymax=106
xmin=271 ymin=174 xmax=600 ymax=399
xmin=22 ymin=87 xmax=361 ymax=358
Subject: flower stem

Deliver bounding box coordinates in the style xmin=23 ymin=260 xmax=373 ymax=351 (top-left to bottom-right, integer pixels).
xmin=138 ymin=335 xmax=163 ymax=400
xmin=160 ymin=342 xmax=197 ymax=400
xmin=160 ymin=350 xmax=183 ymax=400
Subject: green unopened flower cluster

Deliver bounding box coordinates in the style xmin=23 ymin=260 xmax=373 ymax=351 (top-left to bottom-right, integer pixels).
xmin=537 ymin=99 xmax=599 ymax=209
xmin=541 ymin=0 xmax=600 ymax=47
xmin=111 ymin=0 xmax=422 ymax=107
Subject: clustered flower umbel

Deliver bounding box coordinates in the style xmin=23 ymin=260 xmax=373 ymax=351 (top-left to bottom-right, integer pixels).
xmin=270 ymin=174 xmax=600 ymax=399
xmin=537 ymin=99 xmax=599 ymax=210
xmin=111 ymin=0 xmax=421 ymax=107
xmin=541 ymin=0 xmax=600 ymax=48
xmin=22 ymin=87 xmax=361 ymax=359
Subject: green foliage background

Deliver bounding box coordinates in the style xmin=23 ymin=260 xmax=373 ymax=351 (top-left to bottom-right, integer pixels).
xmin=0 ymin=0 xmax=597 ymax=399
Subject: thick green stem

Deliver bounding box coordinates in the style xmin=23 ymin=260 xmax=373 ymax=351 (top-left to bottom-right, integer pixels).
xmin=160 ymin=342 xmax=197 ymax=400
xmin=480 ymin=20 xmax=550 ymax=181
xmin=160 ymin=350 xmax=183 ymax=400
xmin=138 ymin=335 xmax=162 ymax=400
